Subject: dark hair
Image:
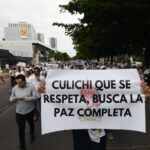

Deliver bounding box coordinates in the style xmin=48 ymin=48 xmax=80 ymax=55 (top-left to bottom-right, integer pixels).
xmin=29 ymin=69 xmax=34 ymax=74
xmin=34 ymin=67 xmax=41 ymax=72
xmin=15 ymin=74 xmax=26 ymax=81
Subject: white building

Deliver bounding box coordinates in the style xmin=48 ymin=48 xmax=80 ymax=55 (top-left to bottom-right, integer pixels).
xmin=0 ymin=40 xmax=35 ymax=57
xmin=0 ymin=40 xmax=52 ymax=64
xmin=4 ymin=22 xmax=37 ymax=41
xmin=0 ymin=22 xmax=52 ymax=64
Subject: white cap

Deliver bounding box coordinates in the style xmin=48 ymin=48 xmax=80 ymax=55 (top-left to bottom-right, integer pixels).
xmin=100 ymin=66 xmax=106 ymax=70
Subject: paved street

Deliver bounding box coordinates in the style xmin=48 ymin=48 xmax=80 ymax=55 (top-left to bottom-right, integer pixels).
xmin=0 ymin=78 xmax=150 ymax=150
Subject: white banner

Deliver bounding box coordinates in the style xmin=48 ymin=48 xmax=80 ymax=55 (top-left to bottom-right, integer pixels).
xmin=41 ymin=69 xmax=145 ymax=134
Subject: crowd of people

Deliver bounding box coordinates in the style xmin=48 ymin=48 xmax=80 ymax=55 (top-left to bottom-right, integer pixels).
xmin=0 ymin=61 xmax=149 ymax=150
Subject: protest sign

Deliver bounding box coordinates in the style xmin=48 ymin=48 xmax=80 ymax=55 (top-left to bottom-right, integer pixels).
xmin=41 ymin=69 xmax=145 ymax=134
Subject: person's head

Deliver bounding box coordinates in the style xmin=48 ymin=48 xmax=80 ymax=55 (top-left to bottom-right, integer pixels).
xmin=16 ymin=66 xmax=21 ymax=72
xmin=29 ymin=69 xmax=34 ymax=74
xmin=26 ymin=64 xmax=31 ymax=68
xmin=25 ymin=69 xmax=31 ymax=77
xmin=34 ymin=67 xmax=41 ymax=76
xmin=15 ymin=74 xmax=26 ymax=88
xmin=59 ymin=64 xmax=64 ymax=69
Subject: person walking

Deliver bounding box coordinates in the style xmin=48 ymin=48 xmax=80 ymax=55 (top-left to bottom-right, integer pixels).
xmin=15 ymin=66 xmax=25 ymax=76
xmin=30 ymin=67 xmax=45 ymax=121
xmin=10 ymin=74 xmax=38 ymax=150
xmin=9 ymin=66 xmax=16 ymax=86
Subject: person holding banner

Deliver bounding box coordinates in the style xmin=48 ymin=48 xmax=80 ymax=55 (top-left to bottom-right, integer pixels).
xmin=141 ymin=80 xmax=150 ymax=100
xmin=72 ymin=86 xmax=106 ymax=150
xmin=38 ymin=81 xmax=107 ymax=150
xmin=10 ymin=74 xmax=38 ymax=150
xmin=72 ymin=129 xmax=106 ymax=150
xmin=38 ymin=69 xmax=150 ymax=150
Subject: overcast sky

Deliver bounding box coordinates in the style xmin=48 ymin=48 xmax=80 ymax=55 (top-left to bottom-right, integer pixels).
xmin=0 ymin=0 xmax=81 ymax=57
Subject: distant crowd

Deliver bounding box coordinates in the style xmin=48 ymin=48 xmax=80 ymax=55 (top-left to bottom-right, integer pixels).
xmin=5 ymin=61 xmax=150 ymax=85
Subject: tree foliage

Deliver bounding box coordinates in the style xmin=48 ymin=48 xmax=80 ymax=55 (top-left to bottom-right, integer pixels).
xmin=50 ymin=50 xmax=71 ymax=61
xmin=53 ymin=0 xmax=150 ymax=64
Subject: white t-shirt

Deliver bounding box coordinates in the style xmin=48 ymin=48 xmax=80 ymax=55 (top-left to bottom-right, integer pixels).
xmin=88 ymin=129 xmax=105 ymax=143
xmin=30 ymin=74 xmax=45 ymax=90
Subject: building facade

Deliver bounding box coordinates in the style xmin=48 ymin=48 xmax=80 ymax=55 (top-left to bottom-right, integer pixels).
xmin=4 ymin=22 xmax=37 ymax=41
xmin=0 ymin=22 xmax=52 ymax=65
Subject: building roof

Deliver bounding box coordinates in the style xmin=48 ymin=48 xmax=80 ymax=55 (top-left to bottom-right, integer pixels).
xmin=0 ymin=40 xmax=53 ymax=51
xmin=0 ymin=49 xmax=15 ymax=57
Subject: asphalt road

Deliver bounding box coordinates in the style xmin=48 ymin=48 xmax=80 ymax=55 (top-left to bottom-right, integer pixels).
xmin=0 ymin=78 xmax=150 ymax=150
xmin=0 ymin=78 xmax=74 ymax=150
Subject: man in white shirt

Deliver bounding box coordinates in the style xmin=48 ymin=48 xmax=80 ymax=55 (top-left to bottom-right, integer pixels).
xmin=15 ymin=66 xmax=25 ymax=76
xmin=30 ymin=67 xmax=45 ymax=121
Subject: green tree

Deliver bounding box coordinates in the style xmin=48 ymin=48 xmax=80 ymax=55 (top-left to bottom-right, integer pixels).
xmin=50 ymin=50 xmax=71 ymax=61
xmin=54 ymin=0 xmax=150 ymax=65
